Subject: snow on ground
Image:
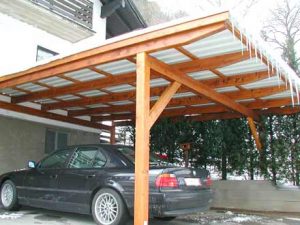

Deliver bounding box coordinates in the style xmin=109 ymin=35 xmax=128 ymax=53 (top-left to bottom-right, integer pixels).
xmin=0 ymin=212 xmax=24 ymax=220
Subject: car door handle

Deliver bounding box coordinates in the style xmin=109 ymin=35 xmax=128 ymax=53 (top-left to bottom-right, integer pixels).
xmin=86 ymin=174 xmax=96 ymax=179
xmin=50 ymin=174 xmax=58 ymax=179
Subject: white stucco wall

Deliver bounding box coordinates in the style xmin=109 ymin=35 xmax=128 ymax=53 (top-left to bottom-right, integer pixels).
xmin=0 ymin=0 xmax=106 ymax=77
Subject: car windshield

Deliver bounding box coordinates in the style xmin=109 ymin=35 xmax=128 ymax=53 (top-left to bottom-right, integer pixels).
xmin=115 ymin=146 xmax=170 ymax=167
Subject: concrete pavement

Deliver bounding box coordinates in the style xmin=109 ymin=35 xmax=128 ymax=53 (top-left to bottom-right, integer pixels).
xmin=1 ymin=206 xmax=300 ymax=225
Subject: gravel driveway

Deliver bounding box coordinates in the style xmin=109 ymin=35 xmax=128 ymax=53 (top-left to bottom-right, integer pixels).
xmin=1 ymin=206 xmax=300 ymax=225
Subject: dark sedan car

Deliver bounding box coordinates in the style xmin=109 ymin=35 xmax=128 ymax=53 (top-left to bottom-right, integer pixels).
xmin=0 ymin=144 xmax=212 ymax=225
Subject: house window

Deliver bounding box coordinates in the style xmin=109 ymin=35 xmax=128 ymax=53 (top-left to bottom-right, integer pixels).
xmin=45 ymin=129 xmax=69 ymax=153
xmin=36 ymin=46 xmax=58 ymax=61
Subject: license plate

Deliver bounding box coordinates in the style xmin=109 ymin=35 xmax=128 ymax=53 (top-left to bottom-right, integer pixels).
xmin=184 ymin=178 xmax=201 ymax=186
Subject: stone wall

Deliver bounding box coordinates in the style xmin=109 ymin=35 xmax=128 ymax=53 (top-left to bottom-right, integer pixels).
xmin=211 ymin=180 xmax=300 ymax=213
xmin=0 ymin=116 xmax=99 ymax=174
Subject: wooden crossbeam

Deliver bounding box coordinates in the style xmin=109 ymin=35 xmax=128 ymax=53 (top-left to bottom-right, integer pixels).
xmin=149 ymin=81 xmax=181 ymax=127
xmin=0 ymin=101 xmax=111 ymax=131
xmin=114 ymin=105 xmax=300 ymax=127
xmin=78 ymin=86 xmax=287 ymax=117
xmin=174 ymin=51 xmax=252 ymax=73
xmin=90 ymin=98 xmax=296 ymax=122
xmin=11 ymin=50 xmax=260 ymax=105
xmin=148 ymin=56 xmax=260 ymax=121
xmin=11 ymin=72 xmax=138 ymax=104
xmin=43 ymin=70 xmax=272 ymax=111
xmin=247 ymin=117 xmax=262 ymax=151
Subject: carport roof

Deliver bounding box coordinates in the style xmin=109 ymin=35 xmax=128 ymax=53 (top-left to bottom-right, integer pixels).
xmin=0 ymin=11 xmax=299 ymax=132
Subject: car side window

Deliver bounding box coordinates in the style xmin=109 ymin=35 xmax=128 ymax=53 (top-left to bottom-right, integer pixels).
xmin=39 ymin=150 xmax=71 ymax=169
xmin=68 ymin=147 xmax=106 ymax=169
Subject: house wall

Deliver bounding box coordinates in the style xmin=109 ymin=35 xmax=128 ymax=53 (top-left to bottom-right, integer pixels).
xmin=0 ymin=0 xmax=106 ymax=76
xmin=0 ymin=116 xmax=100 ymax=174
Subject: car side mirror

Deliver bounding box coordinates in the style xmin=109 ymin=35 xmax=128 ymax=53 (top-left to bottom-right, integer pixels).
xmin=28 ymin=161 xmax=36 ymax=169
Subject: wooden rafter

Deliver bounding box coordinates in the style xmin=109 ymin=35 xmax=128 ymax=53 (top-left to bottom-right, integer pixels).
xmin=90 ymin=98 xmax=296 ymax=122
xmin=42 ymin=70 xmax=273 ymax=111
xmin=174 ymin=51 xmax=252 ymax=73
xmin=0 ymin=101 xmax=111 ymax=131
xmin=148 ymin=55 xmax=260 ymax=120
xmin=11 ymin=50 xmax=258 ymax=105
xmin=68 ymin=86 xmax=288 ymax=117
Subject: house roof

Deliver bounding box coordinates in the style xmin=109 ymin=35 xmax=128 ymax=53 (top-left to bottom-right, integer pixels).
xmin=101 ymin=0 xmax=147 ymax=38
xmin=0 ymin=11 xmax=299 ymax=131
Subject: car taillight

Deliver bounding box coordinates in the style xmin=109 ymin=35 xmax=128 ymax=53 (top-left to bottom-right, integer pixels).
xmin=205 ymin=175 xmax=212 ymax=187
xmin=155 ymin=174 xmax=178 ymax=188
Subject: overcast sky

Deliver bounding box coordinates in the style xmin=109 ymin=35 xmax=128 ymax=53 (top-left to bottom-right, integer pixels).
xmin=151 ymin=0 xmax=278 ymax=34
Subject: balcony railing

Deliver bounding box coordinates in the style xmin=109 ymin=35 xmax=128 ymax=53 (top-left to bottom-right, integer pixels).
xmin=30 ymin=0 xmax=93 ymax=29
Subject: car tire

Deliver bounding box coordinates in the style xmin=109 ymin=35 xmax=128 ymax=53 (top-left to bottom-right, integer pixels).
xmin=155 ymin=216 xmax=177 ymax=221
xmin=0 ymin=180 xmax=20 ymax=211
xmin=92 ymin=188 xmax=128 ymax=225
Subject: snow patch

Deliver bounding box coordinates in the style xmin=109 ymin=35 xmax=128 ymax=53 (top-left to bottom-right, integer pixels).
xmin=225 ymin=215 xmax=262 ymax=223
xmin=0 ymin=212 xmax=24 ymax=220
xmin=286 ymin=217 xmax=300 ymax=221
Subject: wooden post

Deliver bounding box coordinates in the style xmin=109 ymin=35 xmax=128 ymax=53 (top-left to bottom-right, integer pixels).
xmin=110 ymin=122 xmax=116 ymax=144
xmin=247 ymin=117 xmax=262 ymax=151
xmin=134 ymin=52 xmax=150 ymax=225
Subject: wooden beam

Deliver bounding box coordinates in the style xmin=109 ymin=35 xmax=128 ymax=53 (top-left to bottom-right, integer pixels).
xmin=43 ymin=70 xmax=272 ymax=111
xmin=188 ymin=105 xmax=300 ymax=121
xmin=87 ymin=85 xmax=287 ymax=118
xmin=174 ymin=51 xmax=252 ymax=73
xmin=0 ymin=16 xmax=227 ymax=89
xmin=11 ymin=72 xmax=137 ymax=104
xmin=134 ymin=52 xmax=151 ymax=225
xmin=110 ymin=122 xmax=116 ymax=144
xmin=247 ymin=117 xmax=262 ymax=151
xmin=91 ymin=98 xmax=296 ymax=122
xmin=258 ymin=106 xmax=300 ymax=116
xmin=149 ymin=81 xmax=181 ymax=128
xmin=0 ymin=101 xmax=111 ymax=131
xmin=11 ymin=49 xmax=257 ymax=105
xmin=148 ymin=56 xmax=260 ymax=121
xmin=114 ymin=120 xmax=134 ymax=127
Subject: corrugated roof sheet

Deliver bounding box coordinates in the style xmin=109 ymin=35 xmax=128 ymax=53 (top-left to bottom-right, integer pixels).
xmin=150 ymin=48 xmax=191 ymax=64
xmin=96 ymin=59 xmax=136 ymax=75
xmin=65 ymin=69 xmax=105 ymax=81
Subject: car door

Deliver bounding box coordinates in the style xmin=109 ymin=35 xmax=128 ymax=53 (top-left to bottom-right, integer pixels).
xmin=23 ymin=149 xmax=73 ymax=209
xmin=55 ymin=146 xmax=107 ymax=214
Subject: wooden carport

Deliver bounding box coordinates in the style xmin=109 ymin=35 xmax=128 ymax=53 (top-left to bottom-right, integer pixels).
xmin=0 ymin=11 xmax=299 ymax=225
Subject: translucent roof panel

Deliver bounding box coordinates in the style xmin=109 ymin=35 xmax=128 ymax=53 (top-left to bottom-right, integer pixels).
xmin=38 ymin=76 xmax=73 ymax=87
xmin=183 ymin=30 xmax=246 ymax=58
xmin=173 ymin=92 xmax=197 ymax=99
xmin=65 ymin=69 xmax=105 ymax=81
xmin=0 ymin=88 xmax=26 ymax=96
xmin=16 ymin=83 xmax=48 ymax=92
xmin=56 ymin=94 xmax=81 ymax=101
xmin=188 ymin=70 xmax=219 ymax=80
xmin=150 ymin=78 xmax=170 ymax=87
xmin=78 ymin=90 xmax=106 ymax=97
xmin=150 ymin=48 xmax=191 ymax=64
xmin=215 ymin=86 xmax=239 ymax=93
xmin=260 ymin=91 xmax=294 ymax=100
xmin=191 ymin=102 xmax=216 ymax=107
xmin=35 ymin=98 xmax=59 ymax=104
xmin=104 ymin=84 xmax=135 ymax=93
xmin=109 ymin=100 xmax=134 ymax=106
xmin=95 ymin=59 xmax=136 ymax=75
xmin=241 ymin=77 xmax=284 ymax=89
xmin=86 ymin=103 xmax=109 ymax=108
xmin=217 ymin=58 xmax=268 ymax=76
